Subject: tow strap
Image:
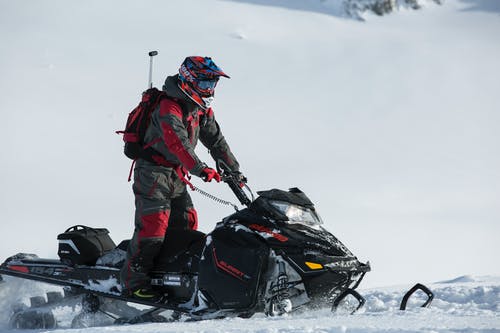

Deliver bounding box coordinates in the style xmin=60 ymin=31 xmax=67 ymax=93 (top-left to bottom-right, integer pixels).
xmin=173 ymin=166 xmax=239 ymax=211
xmin=127 ymin=160 xmax=239 ymax=211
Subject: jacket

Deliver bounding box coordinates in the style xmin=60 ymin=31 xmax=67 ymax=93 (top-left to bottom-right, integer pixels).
xmin=142 ymin=75 xmax=240 ymax=176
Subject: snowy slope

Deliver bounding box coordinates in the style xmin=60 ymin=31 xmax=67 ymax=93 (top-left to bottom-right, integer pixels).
xmin=1 ymin=1 xmax=499 ymax=331
xmin=0 ymin=275 xmax=499 ymax=332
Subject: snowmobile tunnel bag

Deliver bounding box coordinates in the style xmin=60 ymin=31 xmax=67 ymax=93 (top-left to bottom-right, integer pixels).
xmin=57 ymin=225 xmax=116 ymax=265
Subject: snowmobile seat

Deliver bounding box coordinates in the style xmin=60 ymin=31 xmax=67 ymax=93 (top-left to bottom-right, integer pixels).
xmin=154 ymin=229 xmax=206 ymax=272
xmin=95 ymin=240 xmax=129 ymax=268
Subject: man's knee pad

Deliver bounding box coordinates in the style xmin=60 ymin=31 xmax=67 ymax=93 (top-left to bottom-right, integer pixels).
xmin=138 ymin=210 xmax=170 ymax=239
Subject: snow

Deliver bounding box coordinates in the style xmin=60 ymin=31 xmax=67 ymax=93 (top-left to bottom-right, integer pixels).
xmin=1 ymin=274 xmax=499 ymax=332
xmin=1 ymin=0 xmax=499 ymax=331
xmin=86 ymin=277 xmax=121 ymax=295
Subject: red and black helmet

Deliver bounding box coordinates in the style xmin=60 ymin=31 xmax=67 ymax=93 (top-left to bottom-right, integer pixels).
xmin=178 ymin=56 xmax=230 ymax=109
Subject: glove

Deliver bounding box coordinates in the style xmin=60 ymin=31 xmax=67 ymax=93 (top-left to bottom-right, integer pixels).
xmin=200 ymin=167 xmax=221 ymax=183
xmin=231 ymin=171 xmax=247 ymax=188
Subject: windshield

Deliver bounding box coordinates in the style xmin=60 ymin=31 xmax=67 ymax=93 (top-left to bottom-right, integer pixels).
xmin=269 ymin=200 xmax=323 ymax=229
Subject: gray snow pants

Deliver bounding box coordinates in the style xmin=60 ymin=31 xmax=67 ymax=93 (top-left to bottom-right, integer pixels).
xmin=120 ymin=161 xmax=198 ymax=293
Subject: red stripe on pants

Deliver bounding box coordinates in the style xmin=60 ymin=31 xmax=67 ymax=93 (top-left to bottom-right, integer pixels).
xmin=187 ymin=208 xmax=198 ymax=230
xmin=138 ymin=211 xmax=170 ymax=239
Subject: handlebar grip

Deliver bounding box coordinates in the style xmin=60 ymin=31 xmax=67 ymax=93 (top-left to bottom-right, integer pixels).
xmin=225 ymin=177 xmax=251 ymax=207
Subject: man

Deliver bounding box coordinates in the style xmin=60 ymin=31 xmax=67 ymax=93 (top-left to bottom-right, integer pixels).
xmin=120 ymin=56 xmax=245 ymax=301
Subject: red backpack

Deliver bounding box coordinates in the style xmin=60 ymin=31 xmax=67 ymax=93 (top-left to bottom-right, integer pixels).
xmin=116 ymin=87 xmax=168 ymax=160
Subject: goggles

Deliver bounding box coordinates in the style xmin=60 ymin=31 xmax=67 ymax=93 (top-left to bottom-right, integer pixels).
xmin=196 ymin=78 xmax=218 ymax=92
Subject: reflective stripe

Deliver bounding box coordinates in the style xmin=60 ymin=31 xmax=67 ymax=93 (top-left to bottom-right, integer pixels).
xmin=58 ymin=239 xmax=81 ymax=254
xmin=133 ymin=289 xmax=157 ymax=299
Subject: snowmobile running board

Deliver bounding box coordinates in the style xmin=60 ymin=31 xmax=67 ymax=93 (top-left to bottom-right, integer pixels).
xmin=0 ymin=261 xmax=187 ymax=315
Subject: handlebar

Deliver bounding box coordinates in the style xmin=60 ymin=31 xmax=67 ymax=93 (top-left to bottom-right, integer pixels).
xmin=222 ymin=173 xmax=252 ymax=207
xmin=216 ymin=159 xmax=253 ymax=207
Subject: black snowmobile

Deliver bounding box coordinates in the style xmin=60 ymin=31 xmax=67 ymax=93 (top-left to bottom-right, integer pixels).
xmin=0 ymin=173 xmax=372 ymax=328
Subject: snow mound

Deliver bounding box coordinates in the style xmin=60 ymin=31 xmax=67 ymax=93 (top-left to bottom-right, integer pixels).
xmin=438 ymin=275 xmax=500 ymax=284
xmin=439 ymin=275 xmax=477 ymax=283
xmin=363 ymin=277 xmax=500 ymax=314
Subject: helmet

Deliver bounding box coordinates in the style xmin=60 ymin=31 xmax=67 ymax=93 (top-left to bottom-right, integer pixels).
xmin=178 ymin=56 xmax=230 ymax=109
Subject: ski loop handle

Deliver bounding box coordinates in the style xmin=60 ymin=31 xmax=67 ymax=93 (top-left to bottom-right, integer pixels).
xmin=400 ymin=283 xmax=434 ymax=310
xmin=331 ymin=288 xmax=366 ymax=314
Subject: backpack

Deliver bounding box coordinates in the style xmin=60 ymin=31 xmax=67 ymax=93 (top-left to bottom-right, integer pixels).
xmin=116 ymin=87 xmax=168 ymax=160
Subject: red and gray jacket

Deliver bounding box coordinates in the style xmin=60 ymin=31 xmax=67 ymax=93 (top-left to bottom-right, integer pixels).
xmin=142 ymin=75 xmax=240 ymax=176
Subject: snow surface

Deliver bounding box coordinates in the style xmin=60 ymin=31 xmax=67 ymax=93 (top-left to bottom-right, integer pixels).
xmin=0 ymin=0 xmax=499 ymax=331
xmin=0 ymin=274 xmax=499 ymax=332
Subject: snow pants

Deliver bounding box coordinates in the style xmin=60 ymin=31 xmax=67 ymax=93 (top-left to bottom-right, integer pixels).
xmin=120 ymin=162 xmax=198 ymax=292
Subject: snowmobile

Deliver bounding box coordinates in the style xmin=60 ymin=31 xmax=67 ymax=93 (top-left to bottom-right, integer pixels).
xmin=0 ymin=172 xmax=371 ymax=327
xmin=0 ymin=170 xmax=435 ymax=329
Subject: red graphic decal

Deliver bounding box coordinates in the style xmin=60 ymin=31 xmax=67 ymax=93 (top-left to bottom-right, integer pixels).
xmin=8 ymin=265 xmax=29 ymax=273
xmin=212 ymin=248 xmax=247 ymax=281
xmin=249 ymin=224 xmax=289 ymax=242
